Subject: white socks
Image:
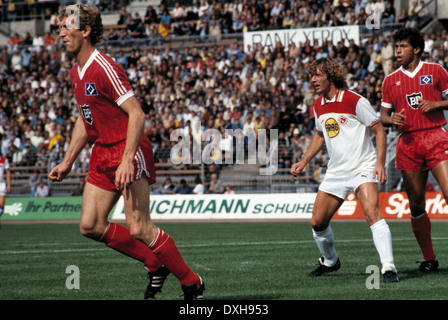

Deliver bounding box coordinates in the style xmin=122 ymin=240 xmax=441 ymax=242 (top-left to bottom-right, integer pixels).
xmin=370 ymin=219 xmax=396 ymax=274
xmin=312 ymin=225 xmax=338 ymax=267
xmin=312 ymin=220 xmax=396 ymax=274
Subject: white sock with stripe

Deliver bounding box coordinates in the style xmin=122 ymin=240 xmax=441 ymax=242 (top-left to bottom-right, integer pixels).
xmin=312 ymin=225 xmax=338 ymax=267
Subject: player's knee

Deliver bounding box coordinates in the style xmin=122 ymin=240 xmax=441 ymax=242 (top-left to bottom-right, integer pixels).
xmin=310 ymin=218 xmax=329 ymax=231
xmin=79 ymin=222 xmax=103 ymax=240
xmin=363 ymin=208 xmax=382 ymax=224
xmin=128 ymin=220 xmax=158 ymax=243
xmin=128 ymin=224 xmax=145 ymax=241
xmin=408 ymin=204 xmax=426 ymax=217
xmin=128 ymin=224 xmax=153 ymax=243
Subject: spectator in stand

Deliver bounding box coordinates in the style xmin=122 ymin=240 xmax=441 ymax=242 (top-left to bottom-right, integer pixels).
xmin=24 ymin=170 xmax=40 ymax=197
xmin=154 ymin=140 xmax=171 ymax=165
xmin=34 ymin=180 xmax=49 ymax=197
xmin=7 ymin=33 xmax=22 ymax=50
xmin=71 ymin=177 xmax=86 ymax=196
xmin=32 ymin=33 xmax=44 ymax=53
xmin=144 ymin=5 xmax=158 ymax=25
xmin=43 ymin=32 xmax=55 ymax=52
xmin=117 ymin=6 xmax=128 ymax=24
xmin=208 ymin=173 xmax=224 ymax=194
xmin=154 ymin=177 xmax=175 ymax=195
xmin=49 ymin=11 xmax=59 ymax=34
xmin=171 ymin=1 xmax=186 ymax=23
xmin=174 ymin=179 xmax=192 ymax=194
xmin=160 ymin=8 xmax=171 ymax=30
xmin=224 ymin=185 xmax=235 ymax=194
xmin=192 ymin=176 xmax=205 ymax=194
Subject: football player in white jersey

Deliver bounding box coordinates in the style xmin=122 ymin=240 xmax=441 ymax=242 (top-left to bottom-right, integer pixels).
xmin=0 ymin=155 xmax=11 ymax=222
xmin=291 ymin=58 xmax=398 ymax=283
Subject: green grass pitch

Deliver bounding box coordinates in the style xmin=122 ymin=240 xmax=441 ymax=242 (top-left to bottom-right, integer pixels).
xmin=1 ymin=221 xmax=448 ymax=300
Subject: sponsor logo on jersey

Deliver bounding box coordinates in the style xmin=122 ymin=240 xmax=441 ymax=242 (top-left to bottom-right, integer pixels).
xmin=85 ymin=83 xmax=98 ymax=96
xmin=406 ymin=92 xmax=422 ymax=110
xmin=420 ymin=75 xmax=433 ymax=85
xmin=338 ymin=115 xmax=348 ymax=125
xmin=80 ymin=105 xmax=93 ymax=125
xmin=325 ymin=118 xmax=340 ymax=138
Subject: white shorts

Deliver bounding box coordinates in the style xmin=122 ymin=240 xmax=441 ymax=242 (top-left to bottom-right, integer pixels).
xmin=0 ymin=182 xmax=6 ymax=196
xmin=318 ymin=170 xmax=378 ymax=200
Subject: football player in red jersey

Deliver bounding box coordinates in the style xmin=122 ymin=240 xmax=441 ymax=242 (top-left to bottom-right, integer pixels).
xmin=48 ymin=3 xmax=204 ymax=299
xmin=381 ymin=28 xmax=448 ymax=273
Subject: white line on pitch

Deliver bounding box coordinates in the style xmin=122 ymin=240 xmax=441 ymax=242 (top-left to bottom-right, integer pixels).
xmin=2 ymin=237 xmax=448 ymax=255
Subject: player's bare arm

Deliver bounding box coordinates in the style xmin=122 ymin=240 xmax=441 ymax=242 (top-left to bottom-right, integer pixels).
xmin=380 ymin=108 xmax=406 ymax=127
xmin=48 ymin=116 xmax=88 ymax=182
xmin=418 ymin=99 xmax=448 ymax=113
xmin=370 ymin=122 xmax=387 ymax=185
xmin=5 ymin=168 xmax=11 ymax=194
xmin=291 ymin=131 xmax=325 ymax=177
xmin=115 ymin=96 xmax=146 ymax=190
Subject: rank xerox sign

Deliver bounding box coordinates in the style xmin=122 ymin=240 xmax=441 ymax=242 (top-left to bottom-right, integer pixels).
xmin=243 ymin=25 xmax=360 ymax=52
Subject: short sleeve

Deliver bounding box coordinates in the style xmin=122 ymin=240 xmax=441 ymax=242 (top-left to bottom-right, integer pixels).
xmin=356 ymin=96 xmax=379 ymax=128
xmin=313 ymin=107 xmax=322 ymax=132
xmin=436 ymin=64 xmax=448 ymax=95
xmin=95 ymin=55 xmax=134 ymax=106
xmin=381 ymin=76 xmax=393 ymax=109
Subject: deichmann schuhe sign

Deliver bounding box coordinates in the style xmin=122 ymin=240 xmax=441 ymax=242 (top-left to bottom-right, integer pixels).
xmin=3 ymin=193 xmax=448 ymax=221
xmin=111 ymin=192 xmax=448 ymax=221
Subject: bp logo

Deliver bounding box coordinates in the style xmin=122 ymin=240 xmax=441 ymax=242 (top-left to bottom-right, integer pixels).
xmin=80 ymin=104 xmax=93 ymax=125
xmin=325 ymin=118 xmax=340 ymax=138
xmin=406 ymin=92 xmax=422 ymax=110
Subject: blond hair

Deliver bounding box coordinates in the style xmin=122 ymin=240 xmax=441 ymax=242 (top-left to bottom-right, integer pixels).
xmin=309 ymin=58 xmax=348 ymax=90
xmin=59 ymin=3 xmax=103 ymax=45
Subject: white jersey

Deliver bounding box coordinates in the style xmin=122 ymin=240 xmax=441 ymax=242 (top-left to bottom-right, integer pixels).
xmin=0 ymin=156 xmax=9 ymax=183
xmin=313 ymin=90 xmax=379 ymax=177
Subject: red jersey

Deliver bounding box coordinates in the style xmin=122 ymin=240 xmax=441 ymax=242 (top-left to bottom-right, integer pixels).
xmin=70 ymin=49 xmax=135 ymax=145
xmin=381 ymin=61 xmax=448 ymax=133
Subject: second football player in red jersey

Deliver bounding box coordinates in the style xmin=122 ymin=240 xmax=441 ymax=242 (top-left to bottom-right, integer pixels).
xmin=381 ymin=28 xmax=448 ymax=273
xmin=48 ymin=3 xmax=204 ymax=299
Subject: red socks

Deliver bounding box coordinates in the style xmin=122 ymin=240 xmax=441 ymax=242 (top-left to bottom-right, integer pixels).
xmin=149 ymin=228 xmax=199 ymax=286
xmin=99 ymin=223 xmax=162 ymax=271
xmin=99 ymin=223 xmax=199 ymax=286
xmin=411 ymin=213 xmax=436 ymax=261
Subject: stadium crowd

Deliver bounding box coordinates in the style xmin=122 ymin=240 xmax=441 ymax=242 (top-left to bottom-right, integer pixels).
xmin=0 ymin=0 xmax=446 ymax=194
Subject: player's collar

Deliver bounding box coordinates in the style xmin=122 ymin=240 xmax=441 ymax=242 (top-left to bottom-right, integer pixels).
xmin=77 ymin=49 xmax=99 ymax=80
xmin=399 ymin=60 xmax=424 ymax=78
xmin=322 ymin=90 xmax=345 ymax=105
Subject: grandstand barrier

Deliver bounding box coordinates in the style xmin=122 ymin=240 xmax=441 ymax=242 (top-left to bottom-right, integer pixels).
xmin=2 ymin=192 xmax=448 ymax=222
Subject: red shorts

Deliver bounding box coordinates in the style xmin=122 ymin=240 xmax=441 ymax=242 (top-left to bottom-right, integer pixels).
xmin=87 ymin=135 xmax=157 ymax=192
xmin=396 ymin=127 xmax=448 ymax=171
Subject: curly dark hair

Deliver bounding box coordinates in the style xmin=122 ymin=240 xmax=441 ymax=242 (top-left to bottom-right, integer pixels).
xmin=393 ymin=27 xmax=425 ymax=57
xmin=59 ymin=3 xmax=103 ymax=45
xmin=309 ymin=58 xmax=348 ymax=90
